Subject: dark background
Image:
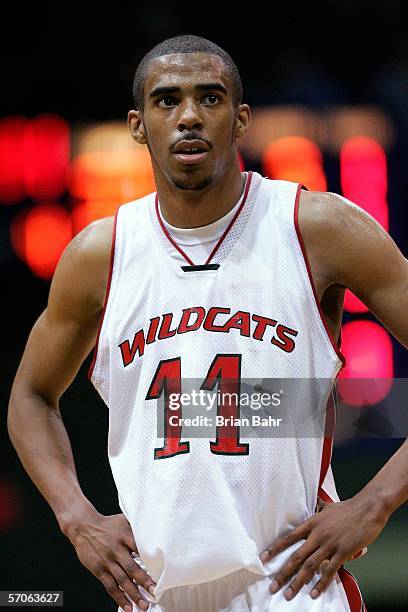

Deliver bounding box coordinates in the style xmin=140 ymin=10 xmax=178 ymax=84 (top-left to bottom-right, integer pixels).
xmin=1 ymin=1 xmax=407 ymax=611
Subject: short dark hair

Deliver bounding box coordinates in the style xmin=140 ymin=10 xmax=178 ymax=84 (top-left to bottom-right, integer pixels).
xmin=133 ymin=34 xmax=243 ymax=111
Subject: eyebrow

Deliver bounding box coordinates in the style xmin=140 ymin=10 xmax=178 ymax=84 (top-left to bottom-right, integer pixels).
xmin=149 ymin=82 xmax=228 ymax=98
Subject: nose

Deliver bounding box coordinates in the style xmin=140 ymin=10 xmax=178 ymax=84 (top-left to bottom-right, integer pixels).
xmin=177 ymin=98 xmax=203 ymax=132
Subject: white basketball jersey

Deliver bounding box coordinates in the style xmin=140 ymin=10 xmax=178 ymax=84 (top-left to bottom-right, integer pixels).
xmin=89 ymin=172 xmax=346 ymax=602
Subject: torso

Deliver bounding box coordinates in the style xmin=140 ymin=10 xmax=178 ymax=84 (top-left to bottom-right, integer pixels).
xmin=88 ymin=173 xmax=344 ymax=599
xmin=89 ymin=188 xmax=345 ymax=349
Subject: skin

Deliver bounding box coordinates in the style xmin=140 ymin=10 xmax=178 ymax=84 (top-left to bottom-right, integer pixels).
xmin=7 ymin=51 xmax=408 ymax=610
xmin=128 ymin=53 xmax=250 ymax=228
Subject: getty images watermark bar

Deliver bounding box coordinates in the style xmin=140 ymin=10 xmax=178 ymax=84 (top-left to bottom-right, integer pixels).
xmin=153 ymin=378 xmax=408 ymax=439
xmin=0 ymin=592 xmax=63 ymax=607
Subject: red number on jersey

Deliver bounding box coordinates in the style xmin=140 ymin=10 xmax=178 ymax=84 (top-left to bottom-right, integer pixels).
xmin=202 ymin=354 xmax=249 ymax=455
xmin=146 ymin=357 xmax=190 ymax=459
xmin=146 ymin=354 xmax=249 ymax=459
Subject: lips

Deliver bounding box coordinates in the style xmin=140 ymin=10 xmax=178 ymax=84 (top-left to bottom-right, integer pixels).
xmin=172 ymin=139 xmax=210 ymax=165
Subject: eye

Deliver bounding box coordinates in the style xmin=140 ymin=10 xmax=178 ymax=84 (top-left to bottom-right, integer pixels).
xmin=202 ymin=93 xmax=220 ymax=105
xmin=158 ymin=96 xmax=178 ymax=108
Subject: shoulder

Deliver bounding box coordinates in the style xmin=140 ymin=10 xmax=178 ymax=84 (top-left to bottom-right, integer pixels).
xmin=296 ymin=190 xmax=374 ymax=290
xmin=66 ymin=216 xmax=115 ymax=260
xmin=56 ymin=216 xmax=114 ymax=290
xmin=297 ymin=189 xmax=385 ymax=253
xmin=297 ymin=190 xmax=402 ymax=289
xmin=298 ymin=190 xmax=366 ymax=232
xmin=48 ymin=216 xmax=115 ymax=322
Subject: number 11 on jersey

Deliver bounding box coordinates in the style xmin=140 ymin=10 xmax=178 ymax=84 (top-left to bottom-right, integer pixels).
xmin=146 ymin=354 xmax=249 ymax=459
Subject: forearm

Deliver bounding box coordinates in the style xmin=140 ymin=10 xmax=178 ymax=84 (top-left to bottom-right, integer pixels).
xmin=8 ymin=386 xmax=97 ymax=537
xmin=354 ymin=438 xmax=408 ymax=518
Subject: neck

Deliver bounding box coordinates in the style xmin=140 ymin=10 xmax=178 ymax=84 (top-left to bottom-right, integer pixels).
xmin=153 ymin=162 xmax=245 ymax=229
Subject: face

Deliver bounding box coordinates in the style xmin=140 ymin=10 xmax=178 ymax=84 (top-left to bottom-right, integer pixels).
xmin=128 ymin=53 xmax=250 ymax=191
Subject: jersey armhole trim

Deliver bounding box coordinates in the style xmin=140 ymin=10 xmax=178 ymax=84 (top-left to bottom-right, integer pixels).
xmin=318 ymin=386 xmax=335 ymax=500
xmin=293 ymin=184 xmax=346 ymax=368
xmin=317 ymin=384 xmax=367 ymax=562
xmin=88 ymin=210 xmax=119 ymax=381
xmin=338 ymin=567 xmax=366 ymax=611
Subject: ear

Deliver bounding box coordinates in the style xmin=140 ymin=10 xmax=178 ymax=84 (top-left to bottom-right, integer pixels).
xmin=235 ymin=104 xmax=251 ymax=140
xmin=128 ymin=110 xmax=147 ymax=145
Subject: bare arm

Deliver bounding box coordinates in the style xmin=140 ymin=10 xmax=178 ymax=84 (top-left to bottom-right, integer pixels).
xmin=301 ymin=190 xmax=408 ymax=347
xmin=261 ymin=191 xmax=408 ymax=600
xmin=301 ymin=190 xmax=408 ymax=513
xmin=315 ymin=191 xmax=408 ymax=504
xmin=8 ymin=218 xmax=111 ymax=530
xmin=8 ymin=217 xmax=155 ymax=611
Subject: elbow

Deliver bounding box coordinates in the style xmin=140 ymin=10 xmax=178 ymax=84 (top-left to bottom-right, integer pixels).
xmin=7 ymin=384 xmax=23 ymax=446
xmin=7 ymin=382 xmax=51 ymax=446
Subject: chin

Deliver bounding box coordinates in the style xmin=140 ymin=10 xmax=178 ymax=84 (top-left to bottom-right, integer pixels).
xmin=171 ymin=172 xmax=214 ymax=191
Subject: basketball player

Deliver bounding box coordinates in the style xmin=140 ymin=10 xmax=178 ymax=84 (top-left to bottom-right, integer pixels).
xmin=8 ymin=35 xmax=408 ymax=611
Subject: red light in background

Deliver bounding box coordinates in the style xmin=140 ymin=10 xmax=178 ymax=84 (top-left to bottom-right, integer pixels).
xmin=262 ymin=137 xmax=327 ymax=191
xmin=341 ymin=136 xmax=388 ymax=227
xmin=343 ymin=292 xmax=368 ymax=314
xmin=11 ymin=203 xmax=73 ymax=280
xmin=341 ymin=137 xmax=389 ymax=314
xmin=339 ymin=320 xmax=393 ymax=406
xmin=69 ymin=149 xmax=155 ymax=202
xmin=0 ymin=116 xmax=27 ymax=204
xmin=0 ymin=479 xmax=23 ymax=532
xmin=23 ymin=114 xmax=70 ymax=201
xmin=340 ymin=320 xmax=393 ymax=377
xmin=72 ymin=199 xmax=121 ymax=233
xmin=0 ymin=114 xmax=70 ymax=205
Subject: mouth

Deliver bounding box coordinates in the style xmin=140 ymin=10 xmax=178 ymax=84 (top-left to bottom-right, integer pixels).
xmin=172 ymin=139 xmax=211 ymax=166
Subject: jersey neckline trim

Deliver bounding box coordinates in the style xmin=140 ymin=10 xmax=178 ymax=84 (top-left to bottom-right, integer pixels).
xmin=154 ymin=171 xmax=253 ymax=267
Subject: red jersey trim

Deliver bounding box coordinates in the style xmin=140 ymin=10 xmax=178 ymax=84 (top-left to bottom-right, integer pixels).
xmin=155 ymin=195 xmax=194 ymax=266
xmin=338 ymin=567 xmax=365 ymax=611
xmin=317 ymin=384 xmax=366 ymax=561
xmin=155 ymin=172 xmax=253 ymax=267
xmin=293 ymin=184 xmax=346 ymax=368
xmin=318 ymin=388 xmax=336 ymax=496
xmin=205 ymin=171 xmax=252 ymax=264
xmin=88 ymin=211 xmax=119 ymax=381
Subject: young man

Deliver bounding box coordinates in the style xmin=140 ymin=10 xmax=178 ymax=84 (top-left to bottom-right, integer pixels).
xmin=8 ymin=35 xmax=408 ymax=611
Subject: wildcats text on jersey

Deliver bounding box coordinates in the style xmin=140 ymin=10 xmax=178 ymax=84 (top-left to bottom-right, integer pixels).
xmin=118 ymin=306 xmax=299 ymax=367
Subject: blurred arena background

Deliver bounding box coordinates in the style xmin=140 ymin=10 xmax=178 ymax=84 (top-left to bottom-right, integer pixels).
xmin=1 ymin=1 xmax=407 ymax=610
